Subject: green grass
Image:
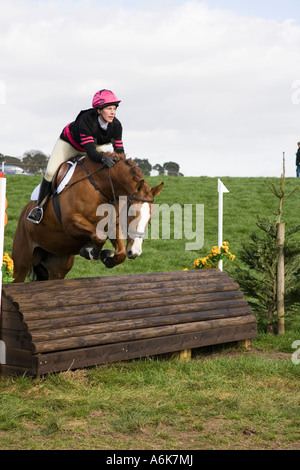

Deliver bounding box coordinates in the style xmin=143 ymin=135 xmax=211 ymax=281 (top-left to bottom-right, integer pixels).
xmin=1 ymin=174 xmax=300 ymax=450
xmin=4 ymin=174 xmax=300 ymax=279
xmin=0 ymin=350 xmax=299 ymax=450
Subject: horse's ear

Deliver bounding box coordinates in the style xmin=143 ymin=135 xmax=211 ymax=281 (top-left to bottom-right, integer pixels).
xmin=151 ymin=182 xmax=164 ymax=197
xmin=136 ymin=179 xmax=145 ymax=192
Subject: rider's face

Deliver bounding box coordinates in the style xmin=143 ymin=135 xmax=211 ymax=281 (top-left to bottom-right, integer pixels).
xmin=98 ymin=106 xmax=117 ymax=123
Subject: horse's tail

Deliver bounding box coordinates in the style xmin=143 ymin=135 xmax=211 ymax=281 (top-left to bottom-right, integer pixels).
xmin=30 ymin=263 xmax=49 ymax=282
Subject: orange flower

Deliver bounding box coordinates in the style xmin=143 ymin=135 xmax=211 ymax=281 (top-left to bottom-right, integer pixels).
xmin=192 ymin=242 xmax=235 ymax=270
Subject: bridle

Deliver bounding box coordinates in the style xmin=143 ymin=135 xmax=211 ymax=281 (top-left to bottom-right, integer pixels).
xmin=125 ymin=193 xmax=153 ymax=240
xmin=69 ymin=158 xmax=154 ymax=239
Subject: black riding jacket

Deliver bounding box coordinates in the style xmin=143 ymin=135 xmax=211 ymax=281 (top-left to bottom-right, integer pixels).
xmin=60 ymin=108 xmax=124 ymax=162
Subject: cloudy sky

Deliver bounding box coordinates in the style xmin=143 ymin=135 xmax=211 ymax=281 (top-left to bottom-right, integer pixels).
xmin=1 ymin=0 xmax=300 ymax=177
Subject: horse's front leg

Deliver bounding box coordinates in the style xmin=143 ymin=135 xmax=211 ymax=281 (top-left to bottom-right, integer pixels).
xmin=66 ymin=214 xmax=126 ymax=268
xmin=81 ymin=238 xmax=126 ymax=268
xmin=85 ymin=216 xmax=127 ymax=268
xmin=65 ymin=214 xmax=107 ymax=259
xmin=100 ymin=238 xmax=127 ymax=268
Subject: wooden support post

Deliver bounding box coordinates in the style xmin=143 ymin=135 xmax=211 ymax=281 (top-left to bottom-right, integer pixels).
xmin=179 ymin=349 xmax=191 ymax=361
xmin=277 ymin=222 xmax=285 ymax=335
xmin=172 ymin=349 xmax=192 ymax=361
xmin=238 ymin=339 xmax=251 ymax=350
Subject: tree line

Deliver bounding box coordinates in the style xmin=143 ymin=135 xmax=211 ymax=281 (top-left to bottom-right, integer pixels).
xmin=0 ymin=150 xmax=48 ymax=174
xmin=0 ymin=151 xmax=183 ymax=176
xmin=133 ymin=158 xmax=183 ymax=176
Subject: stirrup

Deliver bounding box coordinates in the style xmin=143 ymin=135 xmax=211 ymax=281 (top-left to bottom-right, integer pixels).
xmin=27 ymin=206 xmax=44 ymax=224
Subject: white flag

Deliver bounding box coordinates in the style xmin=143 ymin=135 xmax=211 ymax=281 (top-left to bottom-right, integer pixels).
xmin=218 ymin=178 xmax=229 ymax=194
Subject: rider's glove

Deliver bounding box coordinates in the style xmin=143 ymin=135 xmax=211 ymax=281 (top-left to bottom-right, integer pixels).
xmin=101 ymin=155 xmax=117 ymax=168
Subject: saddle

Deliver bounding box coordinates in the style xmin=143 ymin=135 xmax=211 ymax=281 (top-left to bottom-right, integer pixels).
xmin=52 ymin=156 xmax=84 ymax=192
xmin=50 ymin=155 xmax=110 ymax=224
xmin=51 ymin=156 xmax=85 ymax=223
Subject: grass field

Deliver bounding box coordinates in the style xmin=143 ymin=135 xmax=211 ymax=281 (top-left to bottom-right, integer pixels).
xmin=3 ymin=173 xmax=300 ymax=278
xmin=1 ymin=174 xmax=300 ymax=450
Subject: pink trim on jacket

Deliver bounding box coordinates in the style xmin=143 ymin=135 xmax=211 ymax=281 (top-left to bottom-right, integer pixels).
xmin=64 ymin=124 xmax=85 ymax=151
xmin=114 ymin=140 xmax=123 ymax=148
xmin=80 ymin=134 xmax=95 ymax=145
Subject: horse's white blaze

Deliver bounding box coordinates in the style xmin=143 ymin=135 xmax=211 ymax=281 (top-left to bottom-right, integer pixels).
xmin=130 ymin=202 xmax=150 ymax=257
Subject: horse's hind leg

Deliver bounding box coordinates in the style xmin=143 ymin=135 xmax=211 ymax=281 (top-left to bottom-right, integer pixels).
xmin=43 ymin=254 xmax=75 ymax=280
xmin=11 ymin=237 xmax=34 ymax=283
xmin=12 ymin=255 xmax=33 ymax=283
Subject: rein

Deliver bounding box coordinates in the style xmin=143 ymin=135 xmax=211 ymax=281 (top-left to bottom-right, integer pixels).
xmin=64 ymin=158 xmax=154 ymax=236
xmin=74 ymin=159 xmax=115 ymax=204
xmin=74 ymin=158 xmax=154 ymax=204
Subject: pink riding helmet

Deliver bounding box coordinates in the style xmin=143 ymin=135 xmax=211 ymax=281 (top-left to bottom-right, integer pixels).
xmin=92 ymin=89 xmax=121 ymax=109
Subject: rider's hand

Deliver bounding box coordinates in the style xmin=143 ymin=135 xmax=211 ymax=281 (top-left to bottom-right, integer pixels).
xmin=101 ymin=155 xmax=117 ymax=168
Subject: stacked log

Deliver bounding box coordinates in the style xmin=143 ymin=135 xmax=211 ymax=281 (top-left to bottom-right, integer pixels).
xmin=0 ymin=270 xmax=257 ymax=376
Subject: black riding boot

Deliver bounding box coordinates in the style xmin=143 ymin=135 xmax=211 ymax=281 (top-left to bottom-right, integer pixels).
xmin=27 ymin=178 xmax=52 ymax=224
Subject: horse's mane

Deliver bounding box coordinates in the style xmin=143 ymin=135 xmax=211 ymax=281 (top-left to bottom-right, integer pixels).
xmin=124 ymin=158 xmax=145 ymax=182
xmin=109 ymin=153 xmax=145 ymax=182
xmin=73 ymin=151 xmax=145 ymax=183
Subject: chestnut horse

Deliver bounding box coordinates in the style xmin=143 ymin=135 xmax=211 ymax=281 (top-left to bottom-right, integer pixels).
xmin=12 ymin=153 xmax=163 ymax=282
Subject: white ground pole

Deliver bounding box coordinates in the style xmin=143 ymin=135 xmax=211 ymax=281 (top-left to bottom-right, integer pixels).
xmin=218 ymin=178 xmax=229 ymax=271
xmin=0 ymin=177 xmax=7 ymax=364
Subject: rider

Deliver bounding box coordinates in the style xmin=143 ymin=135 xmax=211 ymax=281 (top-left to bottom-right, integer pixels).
xmin=27 ymin=89 xmax=124 ymax=224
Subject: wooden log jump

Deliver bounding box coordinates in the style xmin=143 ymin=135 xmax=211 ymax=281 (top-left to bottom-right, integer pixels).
xmin=0 ymin=269 xmax=257 ymax=376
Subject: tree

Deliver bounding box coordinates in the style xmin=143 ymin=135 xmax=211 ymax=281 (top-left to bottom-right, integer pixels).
xmin=0 ymin=154 xmax=22 ymax=166
xmin=153 ymin=163 xmax=164 ymax=175
xmin=163 ymin=161 xmax=180 ymax=176
xmin=235 ymin=218 xmax=300 ymax=333
xmin=22 ymin=150 xmax=48 ymax=174
xmin=133 ymin=158 xmax=152 ymax=175
xmin=235 ymin=154 xmax=300 ymax=334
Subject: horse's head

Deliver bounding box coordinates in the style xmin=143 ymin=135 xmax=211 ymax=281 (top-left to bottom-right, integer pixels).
xmin=93 ymin=154 xmax=164 ymax=264
xmin=126 ymin=179 xmax=164 ymax=259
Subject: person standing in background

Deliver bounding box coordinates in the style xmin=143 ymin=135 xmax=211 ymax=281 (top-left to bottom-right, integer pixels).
xmin=296 ymin=142 xmax=300 ymax=177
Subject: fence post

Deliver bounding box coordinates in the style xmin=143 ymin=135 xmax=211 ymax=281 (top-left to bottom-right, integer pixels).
xmin=0 ymin=176 xmax=7 ymax=311
xmin=218 ymin=179 xmax=229 ymax=271
xmin=277 ymin=222 xmax=285 ymax=335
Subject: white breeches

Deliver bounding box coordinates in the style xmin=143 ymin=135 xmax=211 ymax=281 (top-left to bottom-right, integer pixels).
xmin=44 ymin=138 xmax=113 ymax=182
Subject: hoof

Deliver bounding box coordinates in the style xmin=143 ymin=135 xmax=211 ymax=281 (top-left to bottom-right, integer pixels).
xmin=79 ymin=245 xmax=92 ymax=260
xmin=90 ymin=246 xmax=102 ymax=260
xmin=79 ymin=244 xmax=101 ymax=261
xmin=100 ymin=249 xmax=115 ymax=268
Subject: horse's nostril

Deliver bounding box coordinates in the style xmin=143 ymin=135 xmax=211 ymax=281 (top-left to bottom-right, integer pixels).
xmin=127 ymin=250 xmax=138 ymax=259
